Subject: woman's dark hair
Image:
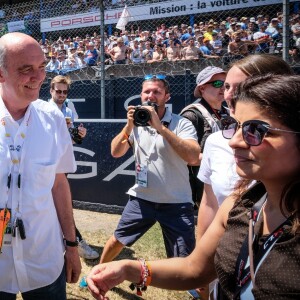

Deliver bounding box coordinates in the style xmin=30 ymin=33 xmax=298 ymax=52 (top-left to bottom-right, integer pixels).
xmin=232 ymin=74 xmax=300 ymax=233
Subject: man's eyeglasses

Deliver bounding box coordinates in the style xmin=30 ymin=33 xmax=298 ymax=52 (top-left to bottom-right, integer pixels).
xmin=221 ymin=116 xmax=300 ymax=146
xmin=54 ymin=89 xmax=68 ymax=95
xmin=205 ymin=80 xmax=224 ymax=88
xmin=144 ymin=74 xmax=166 ymax=80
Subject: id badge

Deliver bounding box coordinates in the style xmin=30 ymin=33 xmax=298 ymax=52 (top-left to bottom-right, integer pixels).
xmin=136 ymin=164 xmax=148 ymax=187
xmin=0 ymin=208 xmax=11 ymax=251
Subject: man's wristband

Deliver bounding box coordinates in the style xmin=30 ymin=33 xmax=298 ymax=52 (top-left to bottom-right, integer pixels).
xmin=121 ymin=130 xmax=130 ymax=144
xmin=64 ymin=238 xmax=78 ymax=247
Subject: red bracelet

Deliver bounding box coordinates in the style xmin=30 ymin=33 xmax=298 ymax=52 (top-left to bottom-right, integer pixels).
xmin=129 ymin=258 xmax=152 ymax=296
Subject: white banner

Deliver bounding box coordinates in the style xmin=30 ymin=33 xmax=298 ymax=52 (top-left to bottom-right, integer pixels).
xmin=40 ymin=0 xmax=283 ymax=33
xmin=7 ymin=20 xmax=25 ymax=32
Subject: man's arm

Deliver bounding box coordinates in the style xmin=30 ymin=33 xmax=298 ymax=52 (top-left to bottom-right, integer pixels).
xmin=159 ymin=126 xmax=200 ymax=165
xmin=52 ymin=173 xmax=81 ymax=283
xmin=111 ymin=106 xmax=135 ymax=157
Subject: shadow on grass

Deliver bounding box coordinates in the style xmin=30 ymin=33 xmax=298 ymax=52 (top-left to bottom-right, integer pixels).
xmin=111 ymin=286 xmax=146 ymax=300
xmin=82 ymin=245 xmax=137 ymax=267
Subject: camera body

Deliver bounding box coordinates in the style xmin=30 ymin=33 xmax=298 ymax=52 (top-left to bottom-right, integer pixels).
xmin=69 ymin=127 xmax=83 ymax=144
xmin=133 ymin=101 xmax=158 ymax=127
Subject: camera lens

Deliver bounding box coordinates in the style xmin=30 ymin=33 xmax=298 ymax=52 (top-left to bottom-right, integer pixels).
xmin=133 ymin=108 xmax=151 ymax=126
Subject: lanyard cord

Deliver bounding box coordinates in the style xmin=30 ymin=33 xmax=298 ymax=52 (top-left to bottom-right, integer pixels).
xmin=234 ymin=193 xmax=292 ymax=298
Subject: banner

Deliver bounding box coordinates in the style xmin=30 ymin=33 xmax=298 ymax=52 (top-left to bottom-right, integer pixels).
xmin=7 ymin=20 xmax=25 ymax=32
xmin=40 ymin=0 xmax=284 ymax=33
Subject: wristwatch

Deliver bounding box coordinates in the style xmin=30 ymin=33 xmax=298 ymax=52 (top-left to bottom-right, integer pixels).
xmin=64 ymin=238 xmax=78 ymax=247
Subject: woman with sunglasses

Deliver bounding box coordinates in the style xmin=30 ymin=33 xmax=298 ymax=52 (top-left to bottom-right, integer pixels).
xmin=87 ymin=74 xmax=300 ymax=300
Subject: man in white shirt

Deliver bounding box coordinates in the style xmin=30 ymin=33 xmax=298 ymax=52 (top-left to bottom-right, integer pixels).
xmin=0 ymin=32 xmax=81 ymax=299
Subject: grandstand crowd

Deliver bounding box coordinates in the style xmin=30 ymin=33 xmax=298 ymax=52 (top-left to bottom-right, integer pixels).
xmin=41 ymin=11 xmax=300 ymax=73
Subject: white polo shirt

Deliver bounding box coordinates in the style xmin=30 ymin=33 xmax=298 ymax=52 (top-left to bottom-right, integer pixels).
xmin=0 ymin=98 xmax=76 ymax=293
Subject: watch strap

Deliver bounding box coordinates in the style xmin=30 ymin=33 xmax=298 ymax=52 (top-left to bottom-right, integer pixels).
xmin=64 ymin=238 xmax=78 ymax=247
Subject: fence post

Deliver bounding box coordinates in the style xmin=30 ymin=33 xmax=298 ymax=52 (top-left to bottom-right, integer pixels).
xmin=100 ymin=0 xmax=106 ymax=119
xmin=282 ymin=0 xmax=290 ymax=62
xmin=185 ymin=69 xmax=192 ymax=107
xmin=108 ymin=74 xmax=115 ymax=119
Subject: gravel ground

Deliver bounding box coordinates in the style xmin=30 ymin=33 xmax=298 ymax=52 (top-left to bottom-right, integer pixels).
xmin=73 ymin=208 xmax=121 ymax=236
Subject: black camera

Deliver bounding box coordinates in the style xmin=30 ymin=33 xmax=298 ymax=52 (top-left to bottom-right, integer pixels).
xmin=69 ymin=127 xmax=83 ymax=144
xmin=133 ymin=101 xmax=158 ymax=127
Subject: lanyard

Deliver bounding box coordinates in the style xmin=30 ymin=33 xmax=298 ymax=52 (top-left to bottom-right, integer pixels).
xmin=233 ymin=193 xmax=292 ymax=299
xmin=1 ymin=108 xmax=31 ymax=214
xmin=133 ymin=121 xmax=170 ymax=167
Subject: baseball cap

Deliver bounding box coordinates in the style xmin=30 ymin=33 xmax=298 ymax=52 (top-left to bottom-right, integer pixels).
xmin=203 ymin=37 xmax=210 ymax=43
xmin=250 ymin=17 xmax=256 ymax=22
xmin=271 ymin=18 xmax=278 ymax=22
xmin=194 ymin=66 xmax=226 ymax=98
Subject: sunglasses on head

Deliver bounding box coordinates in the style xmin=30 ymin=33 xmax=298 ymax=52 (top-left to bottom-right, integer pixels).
xmin=144 ymin=74 xmax=166 ymax=80
xmin=54 ymin=89 xmax=68 ymax=95
xmin=221 ymin=116 xmax=300 ymax=146
xmin=205 ymin=80 xmax=224 ymax=88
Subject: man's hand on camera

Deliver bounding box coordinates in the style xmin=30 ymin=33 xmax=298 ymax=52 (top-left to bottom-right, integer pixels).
xmin=126 ymin=106 xmax=135 ymax=130
xmin=145 ymin=106 xmax=161 ymax=131
xmin=78 ymin=123 xmax=87 ymax=139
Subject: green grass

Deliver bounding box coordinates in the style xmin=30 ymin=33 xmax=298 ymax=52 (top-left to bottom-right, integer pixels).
xmin=66 ymin=222 xmax=194 ymax=300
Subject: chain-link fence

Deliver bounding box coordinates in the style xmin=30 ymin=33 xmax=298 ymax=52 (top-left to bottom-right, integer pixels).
xmin=0 ymin=0 xmax=299 ymax=118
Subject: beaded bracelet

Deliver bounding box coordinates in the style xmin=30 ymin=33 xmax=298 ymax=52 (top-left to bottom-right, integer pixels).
xmin=129 ymin=258 xmax=152 ymax=296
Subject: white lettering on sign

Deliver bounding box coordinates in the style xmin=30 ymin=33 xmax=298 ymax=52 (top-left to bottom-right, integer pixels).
xmin=41 ymin=0 xmax=286 ymax=32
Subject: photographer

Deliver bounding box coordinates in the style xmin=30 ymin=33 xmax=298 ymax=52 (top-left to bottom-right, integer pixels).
xmin=100 ymin=75 xmax=200 ymax=264
xmin=49 ymin=75 xmax=99 ymax=260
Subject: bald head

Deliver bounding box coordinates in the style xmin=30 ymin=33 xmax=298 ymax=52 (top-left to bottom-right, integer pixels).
xmin=0 ymin=33 xmax=42 ymax=73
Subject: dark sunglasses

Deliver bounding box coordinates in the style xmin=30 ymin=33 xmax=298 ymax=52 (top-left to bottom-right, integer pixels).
xmin=205 ymin=80 xmax=224 ymax=88
xmin=144 ymin=74 xmax=166 ymax=80
xmin=54 ymin=89 xmax=68 ymax=95
xmin=222 ymin=116 xmax=300 ymax=146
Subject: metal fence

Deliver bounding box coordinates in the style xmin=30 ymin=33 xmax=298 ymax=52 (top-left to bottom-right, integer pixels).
xmin=0 ymin=0 xmax=299 ymax=118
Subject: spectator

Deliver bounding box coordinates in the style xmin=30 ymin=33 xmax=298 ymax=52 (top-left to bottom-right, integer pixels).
xmin=142 ymin=41 xmax=154 ymax=62
xmin=57 ymin=51 xmax=74 ymax=74
xmin=182 ymin=38 xmax=203 ymax=60
xmin=166 ymin=38 xmax=181 ymax=61
xmin=203 ymin=24 xmax=215 ymax=41
xmin=228 ymin=30 xmax=256 ymax=57
xmin=109 ymin=37 xmax=129 ymax=64
xmin=225 ymin=22 xmax=237 ymax=36
xmin=266 ymin=18 xmax=279 ymax=39
xmin=46 ymin=55 xmax=59 ymax=72
xmin=99 ymin=75 xmax=200 ymax=264
xmin=84 ymin=42 xmax=98 ymax=66
xmin=0 ymin=32 xmax=81 ymax=299
xmin=210 ymin=32 xmax=222 ymax=55
xmin=200 ymin=38 xmax=218 ymax=57
xmin=253 ymin=23 xmax=272 ymax=53
xmin=147 ymin=45 xmax=164 ymax=63
xmin=256 ymin=14 xmax=264 ymax=27
xmin=129 ymin=40 xmax=143 ymax=63
xmin=291 ymin=15 xmax=300 ymax=46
